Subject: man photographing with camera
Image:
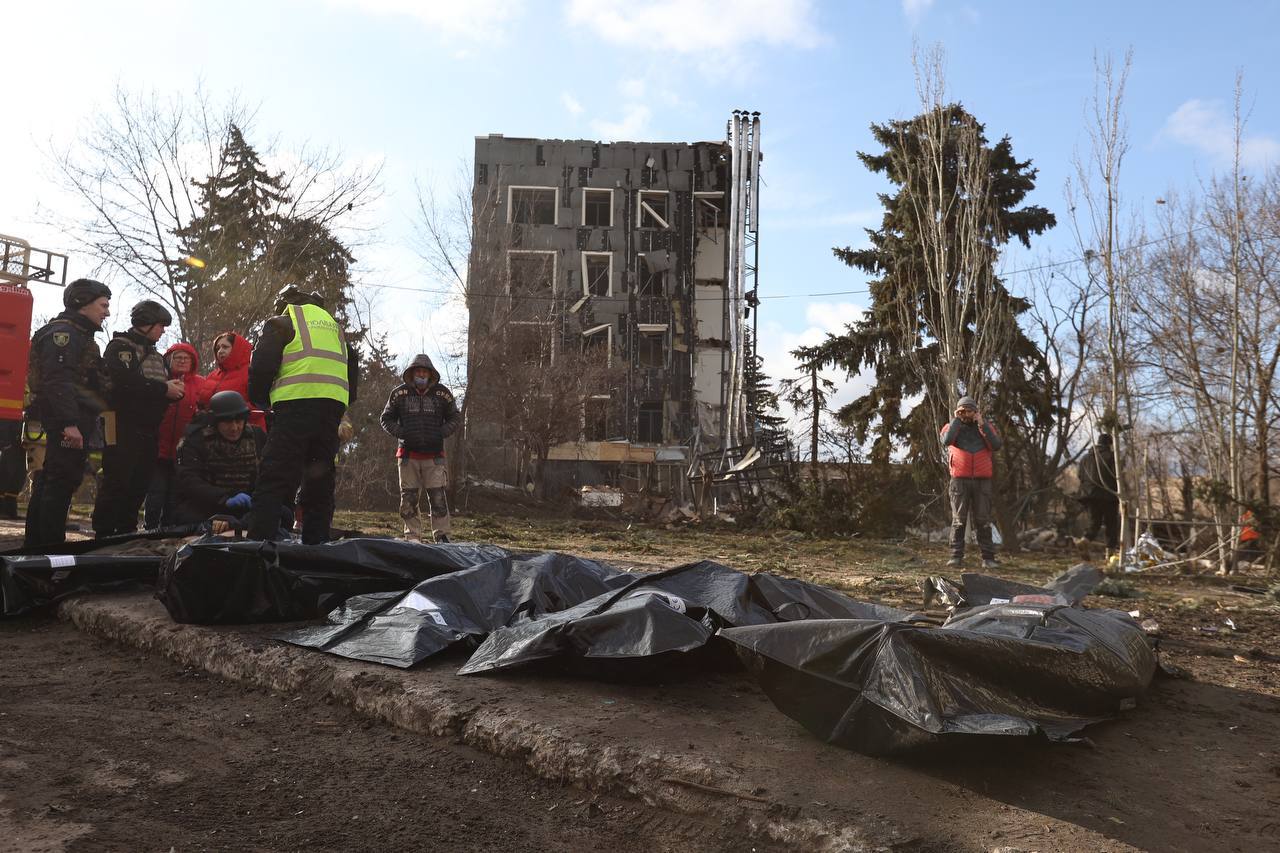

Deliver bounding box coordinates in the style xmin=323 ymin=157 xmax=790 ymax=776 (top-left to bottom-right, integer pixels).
xmin=940 ymin=395 xmax=1002 ymax=568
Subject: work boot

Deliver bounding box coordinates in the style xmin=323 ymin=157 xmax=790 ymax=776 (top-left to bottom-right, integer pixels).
xmin=982 ymin=557 xmax=1000 ymax=569
xmin=433 ymin=531 xmax=451 ymax=544
xmin=945 ymin=556 xmax=963 ymax=568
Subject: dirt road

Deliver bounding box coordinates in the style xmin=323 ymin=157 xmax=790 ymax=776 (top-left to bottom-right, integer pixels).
xmin=0 ymin=617 xmax=774 ymax=853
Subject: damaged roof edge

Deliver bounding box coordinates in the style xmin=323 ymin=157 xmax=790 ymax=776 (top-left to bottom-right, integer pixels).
xmin=476 ymin=134 xmax=729 ymax=148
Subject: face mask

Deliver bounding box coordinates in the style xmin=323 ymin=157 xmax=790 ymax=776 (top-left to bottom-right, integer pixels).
xmin=413 ymin=377 xmax=429 ymax=388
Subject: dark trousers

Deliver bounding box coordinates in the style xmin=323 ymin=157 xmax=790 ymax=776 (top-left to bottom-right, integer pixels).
xmin=23 ymin=439 xmax=87 ymax=547
xmin=1084 ymin=497 xmax=1120 ymax=550
xmin=949 ymin=477 xmax=995 ymax=560
xmin=0 ymin=424 xmax=24 ymax=518
xmin=143 ymin=459 xmax=176 ymax=529
xmin=93 ymin=427 xmax=158 ymax=537
xmin=247 ymin=399 xmax=343 ymax=545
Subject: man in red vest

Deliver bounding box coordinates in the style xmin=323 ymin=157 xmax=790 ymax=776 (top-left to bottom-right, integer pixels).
xmin=940 ymin=395 xmax=1002 ymax=568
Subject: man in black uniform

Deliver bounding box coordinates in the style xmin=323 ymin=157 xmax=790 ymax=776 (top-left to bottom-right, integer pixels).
xmin=23 ymin=279 xmax=112 ymax=547
xmin=92 ymin=300 xmax=185 ymax=537
xmin=173 ymin=391 xmax=269 ymax=525
xmin=245 ymin=286 xmax=359 ymax=544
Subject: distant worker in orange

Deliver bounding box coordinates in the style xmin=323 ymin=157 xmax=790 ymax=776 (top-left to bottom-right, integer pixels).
xmin=940 ymin=395 xmax=1002 ymax=569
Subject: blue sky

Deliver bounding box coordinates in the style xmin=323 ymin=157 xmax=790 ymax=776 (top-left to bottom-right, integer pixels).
xmin=4 ymin=0 xmax=1278 ymax=414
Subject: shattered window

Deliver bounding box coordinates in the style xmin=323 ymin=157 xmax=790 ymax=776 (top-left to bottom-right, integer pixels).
xmin=509 ymin=252 xmax=554 ymax=294
xmin=696 ymin=195 xmax=725 ymax=228
xmin=509 ymin=187 xmax=557 ymax=225
xmin=637 ymin=332 xmax=665 ymax=368
xmin=583 ymin=253 xmax=611 ymax=297
xmin=637 ymin=258 xmax=665 ymax=296
xmin=509 ymin=323 xmax=552 ymax=366
xmin=583 ymin=189 xmax=612 ymax=227
xmin=638 ymin=191 xmax=670 ymax=229
xmin=637 ymin=401 xmax=664 ymax=443
xmin=582 ymin=324 xmax=611 ymax=365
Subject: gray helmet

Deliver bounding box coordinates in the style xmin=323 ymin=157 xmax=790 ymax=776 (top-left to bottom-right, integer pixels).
xmin=131 ymin=299 xmax=172 ymax=328
xmin=209 ymin=390 xmax=250 ymax=421
xmin=63 ymin=278 xmax=112 ymax=310
xmin=273 ymin=284 xmax=325 ymax=315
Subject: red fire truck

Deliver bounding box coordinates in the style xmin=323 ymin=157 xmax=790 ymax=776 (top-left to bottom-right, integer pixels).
xmin=1 ymin=234 xmax=69 ymax=424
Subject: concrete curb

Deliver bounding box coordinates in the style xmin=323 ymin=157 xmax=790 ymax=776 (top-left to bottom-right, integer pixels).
xmin=59 ymin=594 xmax=879 ymax=852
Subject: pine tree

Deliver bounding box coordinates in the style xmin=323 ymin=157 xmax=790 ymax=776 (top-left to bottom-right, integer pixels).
xmin=807 ymin=105 xmax=1056 ymax=471
xmin=743 ymin=329 xmax=785 ymax=436
xmin=176 ymin=124 xmax=289 ymax=348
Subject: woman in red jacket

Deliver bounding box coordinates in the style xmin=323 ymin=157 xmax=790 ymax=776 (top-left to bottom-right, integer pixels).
xmin=144 ymin=342 xmax=205 ymax=527
xmin=197 ymin=331 xmax=267 ymax=431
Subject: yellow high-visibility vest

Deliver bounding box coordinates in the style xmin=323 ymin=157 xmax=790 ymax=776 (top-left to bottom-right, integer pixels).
xmin=269 ymin=303 xmax=350 ymax=406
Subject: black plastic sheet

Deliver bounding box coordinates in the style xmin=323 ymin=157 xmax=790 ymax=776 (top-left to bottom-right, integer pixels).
xmin=458 ymin=561 xmax=917 ymax=676
xmin=2 ymin=553 xmax=162 ymax=617
xmin=276 ymin=551 xmax=635 ymax=667
xmin=722 ymin=582 xmax=1155 ymax=754
xmin=158 ymin=538 xmax=511 ymax=624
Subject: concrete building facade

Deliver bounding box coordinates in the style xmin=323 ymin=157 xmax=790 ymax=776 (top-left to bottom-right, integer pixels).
xmin=466 ymin=118 xmax=760 ymax=496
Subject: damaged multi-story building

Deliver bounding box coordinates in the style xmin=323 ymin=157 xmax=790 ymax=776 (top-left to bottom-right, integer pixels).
xmin=465 ymin=112 xmax=762 ymax=498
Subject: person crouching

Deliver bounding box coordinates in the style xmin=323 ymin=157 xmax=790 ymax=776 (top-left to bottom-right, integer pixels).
xmin=172 ymin=391 xmax=267 ymax=527
xmin=379 ymin=354 xmax=460 ymax=543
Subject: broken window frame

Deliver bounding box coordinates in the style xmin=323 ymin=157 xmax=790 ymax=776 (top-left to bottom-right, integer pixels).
xmin=636 ymin=326 xmax=667 ymax=369
xmin=506 ymin=250 xmax=557 ymax=295
xmin=507 ymin=320 xmax=556 ymax=366
xmin=636 ymin=255 xmax=666 ymax=297
xmin=507 ymin=185 xmax=559 ymax=226
xmin=637 ymin=401 xmax=665 ymax=444
xmin=581 ymin=323 xmax=612 ymax=367
xmin=581 ymin=251 xmax=613 ymax=298
xmin=637 ymin=190 xmax=670 ymax=229
xmin=694 ymin=191 xmax=726 ymax=229
xmin=581 ymin=188 xmax=613 ymax=228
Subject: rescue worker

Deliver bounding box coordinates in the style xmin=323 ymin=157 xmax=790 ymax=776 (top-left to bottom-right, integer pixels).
xmin=245 ymin=286 xmax=358 ymax=544
xmin=940 ymin=395 xmax=1002 ymax=568
xmin=172 ymin=391 xmax=269 ymax=525
xmin=144 ymin=341 xmax=203 ymax=528
xmin=91 ymin=300 xmax=185 ymax=537
xmin=23 ymin=278 xmax=112 ymax=547
xmin=379 ymin=354 xmax=461 ymax=543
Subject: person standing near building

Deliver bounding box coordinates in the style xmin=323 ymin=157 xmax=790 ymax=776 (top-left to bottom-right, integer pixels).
xmin=144 ymin=341 xmax=203 ymax=528
xmin=92 ymin=300 xmax=185 ymax=537
xmin=23 ymin=279 xmax=112 ymax=547
xmin=940 ymin=395 xmax=1002 ymax=568
xmin=1078 ymin=433 xmax=1120 ymax=553
xmin=380 ymin=354 xmax=461 ymax=543
xmin=245 ymin=286 xmax=358 ymax=545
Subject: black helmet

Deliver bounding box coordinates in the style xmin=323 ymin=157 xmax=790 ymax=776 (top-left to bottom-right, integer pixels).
xmin=209 ymin=390 xmax=250 ymax=421
xmin=63 ymin=278 xmax=112 ymax=310
xmin=274 ymin=284 xmax=325 ymax=315
xmin=131 ymin=299 xmax=173 ymax=328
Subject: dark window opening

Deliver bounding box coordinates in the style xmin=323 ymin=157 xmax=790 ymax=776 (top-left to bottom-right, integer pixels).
xmin=696 ymin=196 xmax=724 ymax=228
xmin=584 ymin=398 xmax=610 ymax=441
xmin=583 ymin=190 xmax=611 ymax=227
xmin=638 ymin=192 xmax=669 ymax=228
xmin=637 ymin=259 xmax=665 ymax=296
xmin=582 ymin=327 xmax=610 ymax=362
xmin=509 ymin=254 xmax=554 ymax=294
xmin=509 ymin=324 xmax=551 ymax=366
xmin=637 ymin=333 xmax=665 ymax=368
xmin=510 ymin=188 xmax=556 ymax=225
xmin=584 ymin=255 xmax=610 ymax=296
xmin=637 ymin=402 xmax=664 ymax=443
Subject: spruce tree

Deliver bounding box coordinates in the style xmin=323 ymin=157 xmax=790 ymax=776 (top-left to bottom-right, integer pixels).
xmin=743 ymin=329 xmax=786 ymax=436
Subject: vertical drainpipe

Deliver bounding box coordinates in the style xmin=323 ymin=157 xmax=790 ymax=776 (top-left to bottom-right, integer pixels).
xmin=725 ymin=111 xmax=744 ymax=452
xmin=744 ymin=112 xmax=762 ymax=445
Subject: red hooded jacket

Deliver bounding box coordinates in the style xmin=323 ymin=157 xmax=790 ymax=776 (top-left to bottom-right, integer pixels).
xmin=197 ymin=331 xmax=267 ymax=431
xmin=157 ymin=342 xmax=204 ymax=461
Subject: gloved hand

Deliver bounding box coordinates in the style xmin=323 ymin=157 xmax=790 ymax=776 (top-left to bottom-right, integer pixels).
xmin=225 ymin=492 xmax=252 ymax=511
xmin=338 ymin=416 xmax=355 ymax=443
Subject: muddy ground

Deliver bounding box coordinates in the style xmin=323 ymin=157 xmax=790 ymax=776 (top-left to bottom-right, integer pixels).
xmin=2 ymin=503 xmax=1280 ymax=851
xmin=0 ymin=617 xmax=781 ymax=853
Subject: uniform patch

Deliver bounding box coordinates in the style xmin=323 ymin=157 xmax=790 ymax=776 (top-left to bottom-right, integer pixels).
xmin=118 ymin=350 xmax=133 ymax=365
xmin=52 ymin=332 xmax=71 ymax=347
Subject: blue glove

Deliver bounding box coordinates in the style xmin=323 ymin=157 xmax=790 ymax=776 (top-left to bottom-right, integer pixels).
xmin=225 ymin=492 xmax=252 ymax=511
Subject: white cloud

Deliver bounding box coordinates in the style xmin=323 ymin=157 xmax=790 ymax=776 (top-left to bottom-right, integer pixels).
xmin=561 ymin=92 xmax=584 ymax=116
xmin=619 ymin=78 xmax=646 ymax=99
xmin=591 ymin=104 xmax=652 ymax=141
xmin=329 ymin=0 xmax=526 ymax=42
xmin=565 ymin=0 xmax=823 ymax=55
xmin=1161 ymin=98 xmax=1280 ymax=169
xmin=902 ymin=0 xmax=935 ymax=25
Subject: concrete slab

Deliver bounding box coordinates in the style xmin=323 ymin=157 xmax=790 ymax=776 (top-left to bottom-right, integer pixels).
xmin=58 ymin=592 xmax=1211 ymax=853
